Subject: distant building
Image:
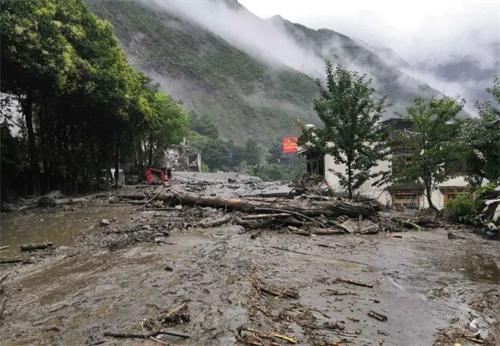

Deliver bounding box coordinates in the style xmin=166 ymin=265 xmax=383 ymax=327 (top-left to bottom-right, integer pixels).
xmin=164 ymin=140 xmax=202 ymax=172
xmin=299 ymin=119 xmax=469 ymax=210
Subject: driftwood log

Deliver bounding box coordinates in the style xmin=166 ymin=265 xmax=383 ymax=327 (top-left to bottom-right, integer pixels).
xmin=20 ymin=242 xmax=53 ymax=251
xmin=0 ymin=258 xmax=25 ymax=264
xmin=148 ymin=190 xmax=377 ymax=218
xmin=104 ymin=330 xmax=190 ymax=339
xmin=117 ymin=188 xmax=378 ymax=230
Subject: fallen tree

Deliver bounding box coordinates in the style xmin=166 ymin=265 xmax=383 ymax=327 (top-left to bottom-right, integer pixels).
xmin=151 ymin=189 xmax=377 ymax=218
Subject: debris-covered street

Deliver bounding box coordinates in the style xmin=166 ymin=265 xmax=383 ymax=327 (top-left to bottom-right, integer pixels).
xmin=1 ymin=173 xmax=499 ymax=345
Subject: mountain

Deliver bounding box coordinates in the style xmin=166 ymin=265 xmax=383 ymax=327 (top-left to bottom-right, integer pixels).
xmin=271 ymin=16 xmax=438 ymax=111
xmin=86 ymin=0 xmax=441 ymax=146
xmin=416 ymin=52 xmax=499 ymax=104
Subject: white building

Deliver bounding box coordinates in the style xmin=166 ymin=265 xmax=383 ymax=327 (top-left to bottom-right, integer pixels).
xmin=301 ymin=119 xmax=469 ymax=210
xmin=324 ymin=155 xmax=468 ymax=209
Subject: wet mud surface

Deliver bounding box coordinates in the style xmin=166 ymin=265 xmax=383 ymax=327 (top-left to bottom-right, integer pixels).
xmin=1 ymin=175 xmax=499 ymax=345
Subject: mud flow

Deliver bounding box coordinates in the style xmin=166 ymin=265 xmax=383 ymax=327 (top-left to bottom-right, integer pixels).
xmin=1 ymin=173 xmax=498 ymax=345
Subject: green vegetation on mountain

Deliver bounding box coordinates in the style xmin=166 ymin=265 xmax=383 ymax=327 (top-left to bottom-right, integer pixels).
xmin=85 ymin=0 xmax=319 ymax=146
xmin=85 ymin=0 xmax=443 ymax=147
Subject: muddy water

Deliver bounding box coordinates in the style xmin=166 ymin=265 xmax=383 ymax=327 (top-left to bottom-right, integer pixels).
xmin=0 ymin=206 xmax=132 ymax=257
xmin=1 ymin=214 xmax=498 ymax=345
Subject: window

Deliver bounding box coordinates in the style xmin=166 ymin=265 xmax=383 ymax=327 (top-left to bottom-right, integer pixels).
xmin=391 ymin=191 xmax=421 ymax=208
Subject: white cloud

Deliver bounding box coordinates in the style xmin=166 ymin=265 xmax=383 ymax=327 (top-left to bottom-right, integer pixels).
xmin=140 ymin=0 xmax=498 ymax=112
xmin=144 ymin=0 xmax=325 ymax=76
xmin=239 ymin=0 xmax=500 ymax=109
xmin=239 ymin=0 xmax=500 ymax=65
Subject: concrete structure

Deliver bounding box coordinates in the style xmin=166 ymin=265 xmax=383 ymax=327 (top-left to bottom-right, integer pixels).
xmin=301 ymin=119 xmax=469 ymax=210
xmin=164 ymin=140 xmax=202 ymax=172
xmin=324 ymin=155 xmax=468 ymax=209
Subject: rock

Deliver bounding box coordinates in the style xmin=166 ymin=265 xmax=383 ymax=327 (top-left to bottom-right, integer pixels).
xmin=447 ymin=232 xmax=466 ymax=240
xmin=339 ymin=219 xmax=379 ymax=234
xmin=228 ymin=177 xmax=237 ymax=183
xmin=151 ymin=200 xmax=164 ymax=208
xmin=100 ymin=219 xmax=111 ymax=226
xmin=142 ymin=224 xmax=152 ymax=230
xmin=174 ymin=205 xmax=183 ymax=210
xmin=324 ymin=320 xmax=345 ymax=330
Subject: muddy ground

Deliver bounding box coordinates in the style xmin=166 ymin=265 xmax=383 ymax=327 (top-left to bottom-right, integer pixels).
xmin=0 ymin=173 xmax=499 ymax=345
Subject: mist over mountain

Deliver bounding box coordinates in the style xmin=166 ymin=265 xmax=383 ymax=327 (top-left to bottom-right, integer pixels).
xmin=238 ymin=0 xmax=499 ymax=116
xmin=86 ymin=0 xmax=446 ymax=146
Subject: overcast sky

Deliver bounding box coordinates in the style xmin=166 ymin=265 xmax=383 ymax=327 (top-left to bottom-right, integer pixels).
xmin=239 ymin=0 xmax=500 ymax=67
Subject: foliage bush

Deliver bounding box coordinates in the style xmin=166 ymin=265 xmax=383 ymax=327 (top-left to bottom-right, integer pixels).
xmin=445 ymin=183 xmax=496 ymax=224
xmin=248 ymin=162 xmax=306 ymax=182
xmin=445 ymin=193 xmax=479 ymax=224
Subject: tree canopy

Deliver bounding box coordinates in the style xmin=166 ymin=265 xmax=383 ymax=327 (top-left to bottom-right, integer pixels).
xmin=0 ymin=0 xmax=187 ymax=196
xmin=307 ymin=61 xmax=388 ymax=198
xmin=392 ymin=96 xmax=464 ymax=209
xmin=460 ymin=78 xmax=500 ymax=185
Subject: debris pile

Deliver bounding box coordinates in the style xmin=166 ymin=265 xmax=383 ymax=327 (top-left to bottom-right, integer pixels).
xmin=103 ymin=303 xmax=191 ymax=343
xmin=115 ymin=172 xmax=380 ymax=238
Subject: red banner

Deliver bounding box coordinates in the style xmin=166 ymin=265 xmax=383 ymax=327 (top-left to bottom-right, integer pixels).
xmin=282 ymin=137 xmax=298 ymax=154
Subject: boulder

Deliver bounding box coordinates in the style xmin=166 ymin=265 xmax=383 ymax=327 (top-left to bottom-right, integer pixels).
xmin=100 ymin=218 xmax=111 ymax=226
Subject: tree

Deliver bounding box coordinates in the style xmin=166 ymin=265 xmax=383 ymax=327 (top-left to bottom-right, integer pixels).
xmin=393 ymin=96 xmax=464 ymax=209
xmin=189 ymin=112 xmax=219 ymax=139
xmin=267 ymin=140 xmax=283 ymax=164
xmin=311 ymin=61 xmax=387 ymax=198
xmin=242 ymin=138 xmax=262 ymax=166
xmin=461 ymin=77 xmax=500 ymax=185
xmin=140 ymin=89 xmax=188 ymax=167
xmin=0 ymin=0 xmax=187 ymax=195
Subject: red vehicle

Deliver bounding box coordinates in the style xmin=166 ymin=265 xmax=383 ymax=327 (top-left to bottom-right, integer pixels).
xmin=145 ymin=168 xmax=169 ymax=185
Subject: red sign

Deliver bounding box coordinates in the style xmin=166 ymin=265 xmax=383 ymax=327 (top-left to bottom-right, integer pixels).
xmin=282 ymin=137 xmax=298 ymax=154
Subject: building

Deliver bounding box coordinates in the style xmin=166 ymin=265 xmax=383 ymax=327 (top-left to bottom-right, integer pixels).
xmin=164 ymin=140 xmax=202 ymax=172
xmin=300 ymin=119 xmax=469 ymax=210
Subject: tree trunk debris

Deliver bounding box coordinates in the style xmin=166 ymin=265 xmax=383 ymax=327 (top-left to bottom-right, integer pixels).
xmin=367 ymin=310 xmax=388 ymax=322
xmin=115 ymin=184 xmax=380 ymax=233
xmin=104 ymin=330 xmax=190 ymax=339
xmin=334 ymin=278 xmax=374 ymax=288
xmin=20 ymin=242 xmax=54 ymax=251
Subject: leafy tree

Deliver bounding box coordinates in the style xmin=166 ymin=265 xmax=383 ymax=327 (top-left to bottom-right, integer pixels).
xmin=393 ymin=96 xmax=464 ymax=209
xmin=267 ymin=140 xmax=283 ymax=164
xmin=200 ymin=138 xmax=232 ymax=171
xmin=461 ymin=77 xmax=500 ymax=185
xmin=141 ymin=89 xmax=188 ymax=167
xmin=242 ymin=138 xmax=262 ymax=166
xmin=311 ymin=61 xmax=387 ymax=198
xmin=0 ymin=0 xmax=187 ymax=195
xmin=189 ymin=112 xmax=219 ymax=139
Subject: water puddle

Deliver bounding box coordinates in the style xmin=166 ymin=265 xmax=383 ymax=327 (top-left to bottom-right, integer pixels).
xmin=0 ymin=206 xmax=132 ymax=258
xmin=441 ymin=253 xmax=500 ymax=284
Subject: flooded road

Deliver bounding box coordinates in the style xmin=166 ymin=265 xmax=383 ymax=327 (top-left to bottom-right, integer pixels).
xmin=0 ymin=206 xmax=133 ymax=258
xmin=0 ymin=178 xmax=498 ymax=345
xmin=1 ymin=211 xmax=498 ymax=345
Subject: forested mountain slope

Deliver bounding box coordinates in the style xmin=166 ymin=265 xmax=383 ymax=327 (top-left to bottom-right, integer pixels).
xmin=87 ymin=0 xmax=440 ymax=145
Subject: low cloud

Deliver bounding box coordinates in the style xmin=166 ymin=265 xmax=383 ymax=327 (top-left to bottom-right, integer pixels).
xmin=143 ymin=0 xmax=325 ymax=77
